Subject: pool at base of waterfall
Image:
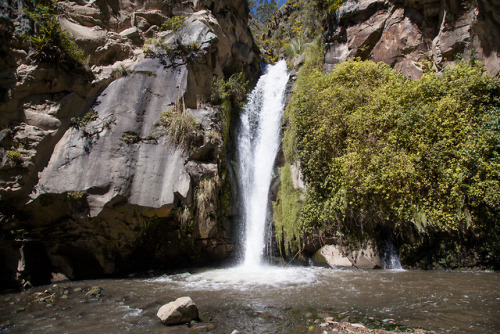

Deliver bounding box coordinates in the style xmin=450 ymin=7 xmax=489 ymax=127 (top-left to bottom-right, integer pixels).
xmin=1 ymin=267 xmax=498 ymax=333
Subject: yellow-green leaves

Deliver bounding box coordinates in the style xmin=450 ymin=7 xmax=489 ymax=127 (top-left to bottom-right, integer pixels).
xmin=282 ymin=58 xmax=499 ymax=250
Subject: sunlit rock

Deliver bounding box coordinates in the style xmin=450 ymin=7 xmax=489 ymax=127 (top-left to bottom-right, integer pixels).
xmin=157 ymin=297 xmax=200 ymax=326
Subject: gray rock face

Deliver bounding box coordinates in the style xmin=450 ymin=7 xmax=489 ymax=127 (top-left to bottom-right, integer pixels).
xmin=157 ymin=296 xmax=200 ymax=325
xmin=324 ymin=0 xmax=500 ymax=78
xmin=0 ymin=0 xmax=257 ymax=288
xmin=35 ymin=58 xmax=189 ymax=217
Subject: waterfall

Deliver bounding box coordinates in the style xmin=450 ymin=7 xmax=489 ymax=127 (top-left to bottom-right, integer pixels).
xmin=236 ymin=60 xmax=289 ymax=268
xmin=381 ymin=239 xmax=403 ymax=270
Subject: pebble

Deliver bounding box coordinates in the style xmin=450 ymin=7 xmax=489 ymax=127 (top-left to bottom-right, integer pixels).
xmin=231 ymin=331 xmax=240 ymax=334
xmin=351 ymin=323 xmax=366 ymax=328
xmin=73 ymin=287 xmax=82 ymax=292
xmin=84 ymin=286 xmax=102 ymax=297
xmin=320 ymin=322 xmax=329 ymax=327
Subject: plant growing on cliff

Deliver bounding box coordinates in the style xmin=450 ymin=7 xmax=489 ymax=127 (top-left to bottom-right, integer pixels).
xmin=273 ymin=163 xmax=306 ymax=256
xmin=154 ymin=99 xmax=201 ymax=148
xmin=70 ymin=110 xmax=99 ymax=129
xmin=122 ymin=132 xmax=141 ymax=144
xmin=277 ymin=57 xmax=500 ymax=266
xmin=6 ymin=150 xmax=22 ymax=163
xmin=195 ymin=176 xmax=218 ymax=224
xmin=23 ymin=0 xmax=83 ymax=64
xmin=66 ymin=190 xmax=86 ymax=201
xmin=143 ymin=39 xmax=200 ymax=63
xmin=211 ymin=72 xmax=249 ymax=143
xmin=211 ymin=73 xmax=249 ymax=108
xmin=161 ymin=16 xmax=186 ymax=32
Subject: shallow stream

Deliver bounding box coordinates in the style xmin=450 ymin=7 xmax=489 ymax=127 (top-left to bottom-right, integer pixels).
xmin=1 ymin=266 xmax=498 ymax=333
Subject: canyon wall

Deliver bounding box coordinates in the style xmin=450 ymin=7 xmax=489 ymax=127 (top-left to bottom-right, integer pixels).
xmin=0 ymin=0 xmax=258 ymax=288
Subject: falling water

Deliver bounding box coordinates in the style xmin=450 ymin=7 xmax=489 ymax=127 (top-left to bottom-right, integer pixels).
xmin=236 ymin=60 xmax=289 ymax=268
xmin=381 ymin=239 xmax=403 ymax=270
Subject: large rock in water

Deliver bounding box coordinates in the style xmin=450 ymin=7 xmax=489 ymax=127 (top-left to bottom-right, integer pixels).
xmin=312 ymin=243 xmax=382 ymax=269
xmin=157 ymin=297 xmax=200 ymax=325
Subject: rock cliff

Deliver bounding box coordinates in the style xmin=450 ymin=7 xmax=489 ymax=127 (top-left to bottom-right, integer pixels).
xmin=0 ymin=0 xmax=258 ymax=289
xmin=324 ymin=0 xmax=500 ymax=78
xmin=270 ymin=0 xmax=499 ymax=269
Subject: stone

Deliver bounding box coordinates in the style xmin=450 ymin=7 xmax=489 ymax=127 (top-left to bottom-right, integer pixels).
xmin=312 ymin=245 xmax=353 ymax=268
xmin=157 ymin=296 xmax=200 ymax=325
xmin=119 ymin=27 xmax=143 ymax=45
xmin=84 ymin=286 xmax=102 ymax=297
xmin=348 ymin=241 xmax=382 ymax=269
xmin=50 ymin=272 xmax=69 ymax=283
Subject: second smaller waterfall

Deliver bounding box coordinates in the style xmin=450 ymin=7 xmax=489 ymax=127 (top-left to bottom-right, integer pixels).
xmin=236 ymin=60 xmax=289 ymax=268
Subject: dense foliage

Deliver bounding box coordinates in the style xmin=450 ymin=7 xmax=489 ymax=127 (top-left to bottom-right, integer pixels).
xmin=276 ymin=54 xmax=500 ymax=266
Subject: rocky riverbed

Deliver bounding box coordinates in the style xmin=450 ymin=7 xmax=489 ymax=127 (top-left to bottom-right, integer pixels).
xmin=0 ymin=281 xmax=430 ymax=333
xmin=1 ymin=267 xmax=498 ymax=333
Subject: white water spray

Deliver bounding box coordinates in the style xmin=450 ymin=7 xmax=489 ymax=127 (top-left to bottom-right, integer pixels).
xmin=236 ymin=60 xmax=289 ymax=268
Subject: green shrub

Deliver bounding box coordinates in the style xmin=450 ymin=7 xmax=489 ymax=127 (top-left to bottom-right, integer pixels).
xmin=273 ymin=163 xmax=306 ymax=256
xmin=70 ymin=110 xmax=99 ymax=129
xmin=161 ymin=16 xmax=186 ymax=32
xmin=143 ymin=39 xmax=200 ymax=63
xmin=23 ymin=0 xmax=83 ymax=63
xmin=66 ymin=190 xmax=86 ymax=201
xmin=6 ymin=150 xmax=22 ymax=162
xmin=211 ymin=72 xmax=249 ymax=107
xmin=278 ymin=58 xmax=500 ymax=261
xmin=122 ymin=133 xmax=141 ymax=144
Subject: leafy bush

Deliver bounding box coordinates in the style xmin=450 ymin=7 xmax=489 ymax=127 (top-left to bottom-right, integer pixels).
xmin=6 ymin=150 xmax=22 ymax=162
xmin=161 ymin=16 xmax=186 ymax=32
xmin=70 ymin=110 xmax=98 ymax=129
xmin=278 ymin=58 xmax=500 ymax=265
xmin=122 ymin=133 xmax=141 ymax=144
xmin=273 ymin=164 xmax=306 ymax=256
xmin=211 ymin=72 xmax=249 ymax=143
xmin=313 ymin=0 xmax=345 ymax=13
xmin=66 ymin=190 xmax=86 ymax=201
xmin=23 ymin=0 xmax=83 ymax=63
xmin=211 ymin=72 xmax=249 ymax=107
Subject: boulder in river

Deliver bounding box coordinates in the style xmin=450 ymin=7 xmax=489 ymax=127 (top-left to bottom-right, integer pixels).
xmin=157 ymin=296 xmax=200 ymax=326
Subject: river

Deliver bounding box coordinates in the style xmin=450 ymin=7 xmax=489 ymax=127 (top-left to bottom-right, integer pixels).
xmin=1 ymin=267 xmax=498 ymax=333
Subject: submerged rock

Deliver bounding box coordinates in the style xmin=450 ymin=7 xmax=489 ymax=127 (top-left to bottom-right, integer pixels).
xmin=157 ymin=296 xmax=200 ymax=326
